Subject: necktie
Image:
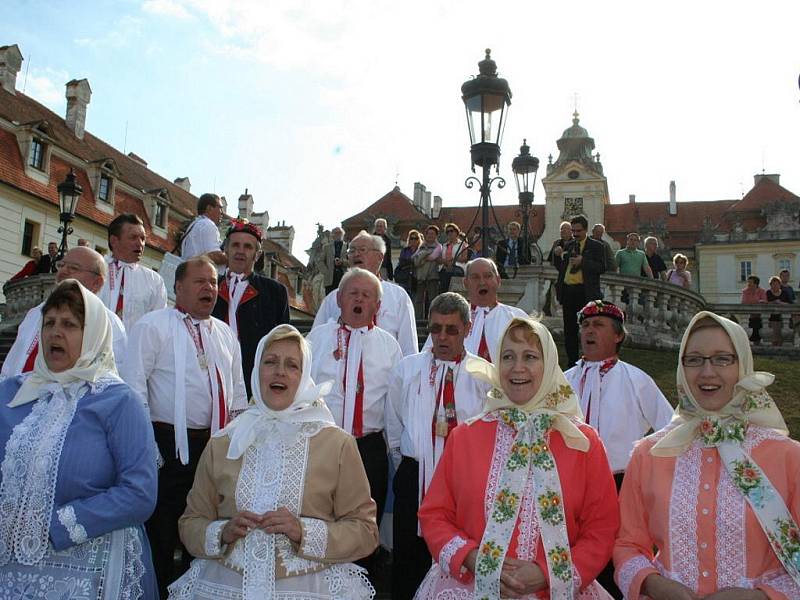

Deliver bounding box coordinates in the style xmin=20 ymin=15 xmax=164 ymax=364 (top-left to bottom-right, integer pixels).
xmin=471 ymin=305 xmax=492 ymax=361
xmin=227 ymin=272 xmax=247 ymax=338
xmin=579 ymin=357 xmax=618 ymax=424
xmin=22 ymin=340 xmax=38 ymax=373
xmin=337 ymin=324 xmax=370 ymax=437
xmin=182 ymin=313 xmax=228 ymax=431
xmin=113 ymin=261 xmax=125 ymax=317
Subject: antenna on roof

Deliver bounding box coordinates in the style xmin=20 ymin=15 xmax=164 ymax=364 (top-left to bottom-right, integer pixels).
xmin=761 ymin=146 xmax=767 ymax=174
xmin=22 ymin=54 xmax=30 ymax=94
xmin=123 ymin=121 xmax=128 ymax=154
xmin=573 ymin=91 xmax=579 ymax=113
xmin=394 ymin=167 xmax=399 ymax=187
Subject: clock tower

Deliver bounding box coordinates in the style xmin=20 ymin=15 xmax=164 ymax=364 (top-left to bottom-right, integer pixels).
xmin=541 ymin=112 xmax=609 ymax=246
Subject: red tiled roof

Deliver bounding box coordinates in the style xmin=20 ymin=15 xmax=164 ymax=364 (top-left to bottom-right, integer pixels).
xmin=342 ymin=187 xmax=430 ymax=225
xmin=0 ymin=86 xmax=200 ymax=252
xmin=728 ymin=176 xmax=799 ymax=213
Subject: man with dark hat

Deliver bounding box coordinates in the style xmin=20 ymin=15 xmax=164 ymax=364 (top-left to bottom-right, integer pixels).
xmin=212 ymin=219 xmax=290 ymax=396
xmin=563 ymin=300 xmax=672 ymax=599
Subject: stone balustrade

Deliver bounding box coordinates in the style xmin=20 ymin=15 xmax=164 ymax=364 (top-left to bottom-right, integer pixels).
xmin=1 ymin=274 xmax=57 ymax=331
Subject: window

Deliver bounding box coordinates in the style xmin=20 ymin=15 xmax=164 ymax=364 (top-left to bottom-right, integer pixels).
xmin=739 ymin=260 xmax=752 ymax=282
xmin=98 ymin=175 xmax=112 ymax=203
xmin=777 ymin=257 xmax=792 ymax=274
xmin=29 ymin=139 xmax=44 ymax=170
xmin=21 ymin=219 xmax=40 ymax=256
xmin=154 ymin=202 xmax=167 ymax=228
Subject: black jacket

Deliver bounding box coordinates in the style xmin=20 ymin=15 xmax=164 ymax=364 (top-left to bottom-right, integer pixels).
xmin=380 ymin=233 xmax=394 ymax=280
xmin=556 ymin=237 xmax=606 ymax=301
xmin=494 ymin=237 xmax=529 ymax=278
xmin=212 ymin=272 xmax=290 ymax=398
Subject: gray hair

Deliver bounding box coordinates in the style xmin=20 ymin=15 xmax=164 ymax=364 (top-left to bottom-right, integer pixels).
xmin=338 ymin=267 xmax=383 ymax=300
xmin=644 ymin=236 xmax=658 ymax=247
xmin=350 ymin=230 xmax=386 ymax=255
xmin=429 ymin=292 xmax=470 ymax=325
xmin=465 ymin=257 xmax=499 ymax=278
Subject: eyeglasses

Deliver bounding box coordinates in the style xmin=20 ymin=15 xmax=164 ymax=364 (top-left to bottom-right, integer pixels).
xmin=430 ymin=323 xmax=462 ymax=336
xmin=55 ymin=261 xmax=100 ymax=276
xmin=347 ymin=246 xmax=374 ymax=255
xmin=681 ymin=353 xmax=737 ymax=368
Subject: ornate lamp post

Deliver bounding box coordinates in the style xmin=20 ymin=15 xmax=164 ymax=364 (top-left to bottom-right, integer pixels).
xmin=56 ymin=168 xmax=82 ymax=261
xmin=461 ymin=49 xmax=511 ymax=257
xmin=511 ymin=139 xmax=540 ymax=264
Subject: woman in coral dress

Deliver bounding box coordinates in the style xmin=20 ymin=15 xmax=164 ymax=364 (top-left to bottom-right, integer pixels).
xmin=614 ymin=311 xmax=800 ymax=599
xmin=416 ymin=317 xmax=619 ymax=599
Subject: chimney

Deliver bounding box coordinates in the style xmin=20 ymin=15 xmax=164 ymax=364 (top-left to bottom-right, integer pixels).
xmin=65 ymin=79 xmax=92 ymax=139
xmin=0 ymin=44 xmax=23 ymax=94
xmin=173 ymin=177 xmax=191 ymax=192
xmin=669 ymin=180 xmax=677 ymax=215
xmin=754 ymin=173 xmax=780 ymax=186
xmin=628 ymin=194 xmax=636 ymax=204
xmin=432 ymin=195 xmax=442 ymax=218
xmin=424 ymin=191 xmax=432 ymax=216
xmin=127 ymin=151 xmax=147 ymax=167
xmin=238 ymin=188 xmax=253 ymax=219
xmin=413 ymin=182 xmax=425 ymax=209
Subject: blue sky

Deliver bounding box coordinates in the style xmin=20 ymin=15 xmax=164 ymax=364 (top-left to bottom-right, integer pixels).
xmin=5 ymin=0 xmax=800 ymax=258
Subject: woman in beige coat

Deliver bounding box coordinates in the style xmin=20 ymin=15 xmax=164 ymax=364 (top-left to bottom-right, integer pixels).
xmin=169 ymin=324 xmax=379 ymax=599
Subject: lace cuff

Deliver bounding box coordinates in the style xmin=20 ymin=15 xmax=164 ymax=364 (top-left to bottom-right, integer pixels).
xmin=616 ymin=555 xmax=658 ymax=600
xmin=57 ymin=505 xmax=88 ymax=545
xmin=756 ymin=573 xmax=800 ymax=599
xmin=204 ymin=520 xmax=228 ymax=557
xmin=572 ymin=564 xmax=582 ymax=594
xmin=299 ymin=517 xmax=328 ymax=559
xmin=439 ymin=535 xmax=468 ymax=577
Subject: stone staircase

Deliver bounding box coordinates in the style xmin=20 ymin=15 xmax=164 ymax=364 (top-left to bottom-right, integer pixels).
xmin=0 ymin=326 xmax=17 ymax=371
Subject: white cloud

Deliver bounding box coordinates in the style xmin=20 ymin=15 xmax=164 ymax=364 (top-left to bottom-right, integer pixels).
xmin=22 ymin=68 xmax=69 ymax=113
xmin=73 ymin=15 xmax=144 ymax=49
xmin=142 ymin=0 xmax=192 ymax=20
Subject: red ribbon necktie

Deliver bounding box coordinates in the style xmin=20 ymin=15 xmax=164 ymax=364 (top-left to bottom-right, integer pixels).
xmin=180 ymin=309 xmax=228 ymax=430
xmin=113 ymin=261 xmax=125 ymax=317
xmin=337 ymin=324 xmax=371 ymax=438
xmin=581 ymin=357 xmax=618 ymax=423
xmin=22 ymin=341 xmax=38 ymax=373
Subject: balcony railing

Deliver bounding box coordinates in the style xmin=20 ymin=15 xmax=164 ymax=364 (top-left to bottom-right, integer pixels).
xmin=1 ymin=274 xmax=57 ymax=330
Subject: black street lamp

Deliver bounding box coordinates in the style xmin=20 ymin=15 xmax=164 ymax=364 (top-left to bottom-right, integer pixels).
xmin=511 ymin=139 xmax=540 ymax=265
xmin=461 ymin=49 xmax=511 ymax=258
xmin=56 ymin=168 xmax=82 ymax=261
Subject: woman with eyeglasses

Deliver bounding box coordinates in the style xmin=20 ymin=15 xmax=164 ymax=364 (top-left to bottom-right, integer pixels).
xmin=614 ymin=311 xmax=800 ymax=599
xmin=395 ymin=230 xmax=421 ymax=298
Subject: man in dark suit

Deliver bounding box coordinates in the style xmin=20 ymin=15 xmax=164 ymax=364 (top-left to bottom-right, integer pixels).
xmin=555 ymin=214 xmax=607 ymax=367
xmin=494 ymin=221 xmax=529 ymax=278
xmin=322 ymin=227 xmax=347 ymax=295
xmin=373 ymin=218 xmax=394 ymax=280
xmin=212 ymin=220 xmax=290 ymax=397
xmin=37 ymin=241 xmax=59 ymax=274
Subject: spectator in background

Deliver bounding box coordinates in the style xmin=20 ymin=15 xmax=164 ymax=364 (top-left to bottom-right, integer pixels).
xmin=643 ymin=236 xmax=667 ymax=280
xmin=779 ymin=268 xmax=796 ymax=303
xmin=439 ymin=222 xmax=468 ymax=293
xmin=179 ymin=193 xmax=227 ymax=265
xmin=395 ymin=229 xmax=420 ymax=297
xmin=592 ymin=223 xmax=617 ymax=272
xmin=767 ymin=275 xmax=792 ymax=346
xmin=373 ymin=217 xmax=394 ymax=281
xmin=6 ymin=246 xmax=42 ymax=285
xmin=321 ymin=226 xmax=347 ymax=295
xmin=413 ymin=225 xmax=443 ymax=319
xmin=494 ymin=221 xmax=527 ymax=278
xmin=666 ymin=253 xmax=691 ymax=289
xmin=77 ymin=238 xmax=90 ymax=247
xmin=616 ymin=232 xmax=652 ymax=278
xmin=37 ymin=241 xmax=59 ymax=274
xmin=741 ymin=274 xmax=767 ymax=344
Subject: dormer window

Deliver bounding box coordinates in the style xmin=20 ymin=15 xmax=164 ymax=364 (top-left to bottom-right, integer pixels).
xmin=29 ymin=139 xmax=45 ymax=170
xmin=98 ymin=175 xmax=112 ymax=202
xmin=146 ymin=188 xmax=170 ymax=236
xmin=89 ymin=159 xmax=118 ymax=213
xmin=154 ymin=201 xmax=167 ymax=228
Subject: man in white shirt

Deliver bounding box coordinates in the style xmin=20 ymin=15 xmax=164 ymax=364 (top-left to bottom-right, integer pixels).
xmin=385 ymin=292 xmax=490 ymax=600
xmin=179 ymin=193 xmax=227 ymax=265
xmin=123 ymin=256 xmax=247 ymax=597
xmin=306 ymin=267 xmax=402 ymax=581
xmin=1 ymin=246 xmax=127 ymax=379
xmin=98 ymin=213 xmax=167 ymax=331
xmin=564 ymin=300 xmax=673 ymax=483
xmin=312 ymin=230 xmax=418 ymax=355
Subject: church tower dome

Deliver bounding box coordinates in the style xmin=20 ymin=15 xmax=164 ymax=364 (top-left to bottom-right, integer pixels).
xmin=549 ymin=111 xmax=602 ymax=176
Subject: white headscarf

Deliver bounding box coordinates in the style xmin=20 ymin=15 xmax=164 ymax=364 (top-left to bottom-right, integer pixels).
xmin=10 ymin=279 xmax=116 ymax=407
xmin=217 ymin=324 xmax=335 ymax=459
xmin=466 ymin=316 xmax=590 ymax=452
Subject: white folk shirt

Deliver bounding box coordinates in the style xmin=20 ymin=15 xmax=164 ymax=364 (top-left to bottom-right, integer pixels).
xmin=224 ymin=269 xmax=249 ymax=339
xmin=99 ymin=256 xmax=168 ymax=331
xmin=1 ymin=301 xmax=128 ymax=379
xmin=122 ymin=307 xmax=248 ymax=464
xmin=312 ymin=279 xmax=418 ymax=356
xmin=180 ymin=215 xmax=221 ymax=260
xmin=422 ymin=302 xmax=528 ymax=362
xmin=564 ymin=358 xmax=674 ymax=473
xmin=307 ymin=321 xmax=402 ymax=436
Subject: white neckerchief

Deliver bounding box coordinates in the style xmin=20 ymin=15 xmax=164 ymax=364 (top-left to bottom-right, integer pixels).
xmin=218 ymin=324 xmax=335 ymax=460
xmin=341 ymin=324 xmax=370 ymax=435
xmin=226 ymin=270 xmax=248 ymax=338
xmin=467 ymin=305 xmax=492 ymax=350
xmin=578 ymin=360 xmax=602 ymax=430
xmin=171 ymin=309 xmax=228 ymax=465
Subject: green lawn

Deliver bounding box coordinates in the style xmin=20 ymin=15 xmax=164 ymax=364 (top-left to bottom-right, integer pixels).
xmin=606 ymin=347 xmax=800 ymax=440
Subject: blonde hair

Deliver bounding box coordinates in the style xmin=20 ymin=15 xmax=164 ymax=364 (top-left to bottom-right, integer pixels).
xmin=673 ymin=253 xmax=688 ymax=268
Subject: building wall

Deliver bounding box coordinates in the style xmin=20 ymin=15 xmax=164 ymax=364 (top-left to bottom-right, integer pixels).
xmin=696 ymin=240 xmax=799 ymax=303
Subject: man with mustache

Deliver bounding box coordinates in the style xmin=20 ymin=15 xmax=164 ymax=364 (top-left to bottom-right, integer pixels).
xmin=1 ymin=246 xmax=127 ymax=378
xmin=122 ymin=256 xmax=247 ymax=598
xmin=385 ymin=292 xmax=489 ymax=599
xmin=306 ymin=267 xmax=402 ymax=582
xmin=98 ymin=213 xmax=167 ymax=331
xmin=212 ymin=220 xmax=290 ymax=397
xmin=312 ymin=230 xmax=418 ymax=355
